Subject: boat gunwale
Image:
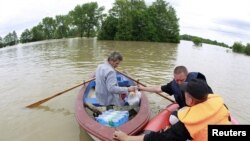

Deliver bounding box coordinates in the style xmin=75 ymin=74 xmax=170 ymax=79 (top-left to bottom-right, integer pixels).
xmin=75 ymin=78 xmax=150 ymax=140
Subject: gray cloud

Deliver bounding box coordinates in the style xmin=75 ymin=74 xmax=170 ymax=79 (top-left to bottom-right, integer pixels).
xmin=216 ymin=19 xmax=250 ymax=31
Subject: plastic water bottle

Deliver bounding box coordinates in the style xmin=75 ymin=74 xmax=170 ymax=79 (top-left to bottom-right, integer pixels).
xmin=112 ymin=117 xmax=120 ymax=127
xmin=95 ymin=110 xmax=129 ymax=127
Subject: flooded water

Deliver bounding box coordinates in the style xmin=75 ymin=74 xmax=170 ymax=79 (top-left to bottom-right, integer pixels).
xmin=0 ymin=38 xmax=249 ymax=141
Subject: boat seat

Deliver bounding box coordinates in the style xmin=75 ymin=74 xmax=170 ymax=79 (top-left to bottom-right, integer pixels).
xmin=118 ymin=80 xmax=130 ymax=87
xmin=85 ymin=97 xmax=101 ymax=107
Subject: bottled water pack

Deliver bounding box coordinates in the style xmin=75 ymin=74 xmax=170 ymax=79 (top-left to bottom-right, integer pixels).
xmin=95 ymin=110 xmax=129 ymax=127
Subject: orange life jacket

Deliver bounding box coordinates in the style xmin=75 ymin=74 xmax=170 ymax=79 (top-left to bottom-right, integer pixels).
xmin=178 ymin=94 xmax=231 ymax=141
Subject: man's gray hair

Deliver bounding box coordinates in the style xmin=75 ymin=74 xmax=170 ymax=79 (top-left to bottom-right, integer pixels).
xmin=108 ymin=51 xmax=123 ymax=61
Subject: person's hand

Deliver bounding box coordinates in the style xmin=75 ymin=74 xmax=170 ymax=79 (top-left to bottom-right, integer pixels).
xmin=137 ymin=85 xmax=145 ymax=91
xmin=113 ymin=130 xmax=128 ymax=141
xmin=128 ymin=86 xmax=137 ymax=92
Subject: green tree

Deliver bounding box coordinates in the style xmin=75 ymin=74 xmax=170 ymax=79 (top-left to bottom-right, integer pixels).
xmin=20 ymin=29 xmax=32 ymax=43
xmin=42 ymin=17 xmax=56 ymax=39
xmin=193 ymin=37 xmax=202 ymax=46
xmin=3 ymin=31 xmax=18 ymax=46
xmin=114 ymin=0 xmax=133 ymax=40
xmin=12 ymin=31 xmax=18 ymax=44
xmin=0 ymin=36 xmax=3 ymax=48
xmin=54 ymin=15 xmax=70 ymax=39
xmin=98 ymin=16 xmax=118 ymax=40
xmin=244 ymin=43 xmax=250 ymax=55
xmin=31 ymin=24 xmax=45 ymax=41
xmin=146 ymin=0 xmax=179 ymax=42
xmin=232 ymin=42 xmax=244 ymax=53
xmin=130 ymin=0 xmax=148 ymax=41
xmin=69 ymin=2 xmax=104 ymax=37
xmin=180 ymin=34 xmax=229 ymax=48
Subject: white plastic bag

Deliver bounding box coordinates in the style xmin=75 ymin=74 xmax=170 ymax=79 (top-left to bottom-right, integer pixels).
xmin=127 ymin=90 xmax=141 ymax=106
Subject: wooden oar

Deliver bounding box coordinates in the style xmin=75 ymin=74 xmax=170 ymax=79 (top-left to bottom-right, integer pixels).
xmin=116 ymin=69 xmax=175 ymax=103
xmin=26 ymin=78 xmax=95 ymax=108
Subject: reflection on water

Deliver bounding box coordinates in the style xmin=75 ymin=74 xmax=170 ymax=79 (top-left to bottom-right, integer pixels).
xmin=0 ymin=38 xmax=249 ymax=141
xmin=37 ymin=106 xmax=74 ymax=116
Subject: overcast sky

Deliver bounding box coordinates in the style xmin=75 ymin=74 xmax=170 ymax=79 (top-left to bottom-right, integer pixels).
xmin=0 ymin=0 xmax=249 ymax=46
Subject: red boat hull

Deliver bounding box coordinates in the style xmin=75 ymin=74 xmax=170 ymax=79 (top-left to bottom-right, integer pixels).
xmin=75 ymin=79 xmax=150 ymax=141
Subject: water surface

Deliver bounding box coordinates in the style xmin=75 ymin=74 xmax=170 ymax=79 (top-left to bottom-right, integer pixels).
xmin=0 ymin=38 xmax=249 ymax=141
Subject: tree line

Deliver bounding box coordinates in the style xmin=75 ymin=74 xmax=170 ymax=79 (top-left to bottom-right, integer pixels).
xmin=232 ymin=42 xmax=250 ymax=56
xmin=1 ymin=0 xmax=249 ymax=56
xmin=180 ymin=34 xmax=250 ymax=56
xmin=0 ymin=0 xmax=179 ymax=48
xmin=180 ymin=34 xmax=230 ymax=48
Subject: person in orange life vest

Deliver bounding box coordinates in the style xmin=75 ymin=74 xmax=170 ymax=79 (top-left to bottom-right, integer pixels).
xmin=113 ymin=79 xmax=231 ymax=141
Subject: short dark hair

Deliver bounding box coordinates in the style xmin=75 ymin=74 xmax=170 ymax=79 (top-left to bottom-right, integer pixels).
xmin=174 ymin=66 xmax=188 ymax=75
xmin=181 ymin=79 xmax=209 ymax=101
xmin=108 ymin=51 xmax=123 ymax=61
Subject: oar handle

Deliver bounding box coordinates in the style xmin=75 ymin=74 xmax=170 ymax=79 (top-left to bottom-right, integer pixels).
xmin=26 ymin=78 xmax=95 ymax=108
xmin=115 ymin=69 xmax=175 ymax=103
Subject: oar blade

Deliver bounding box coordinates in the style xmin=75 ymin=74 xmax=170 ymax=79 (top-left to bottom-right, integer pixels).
xmin=26 ymin=98 xmax=51 ymax=108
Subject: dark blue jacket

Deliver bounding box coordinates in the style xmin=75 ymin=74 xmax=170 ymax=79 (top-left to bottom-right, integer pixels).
xmin=161 ymin=72 xmax=213 ymax=108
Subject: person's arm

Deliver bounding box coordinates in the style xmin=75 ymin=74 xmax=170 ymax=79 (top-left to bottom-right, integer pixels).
xmin=138 ymin=85 xmax=162 ymax=93
xmin=113 ymin=121 xmax=191 ymax=141
xmin=106 ymin=71 xmax=129 ymax=94
xmin=144 ymin=121 xmax=191 ymax=141
xmin=113 ymin=130 xmax=145 ymax=141
xmin=160 ymin=82 xmax=174 ymax=96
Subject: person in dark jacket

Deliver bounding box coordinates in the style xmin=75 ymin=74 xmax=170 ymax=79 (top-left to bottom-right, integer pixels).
xmin=113 ymin=79 xmax=231 ymax=141
xmin=138 ymin=65 xmax=213 ymax=108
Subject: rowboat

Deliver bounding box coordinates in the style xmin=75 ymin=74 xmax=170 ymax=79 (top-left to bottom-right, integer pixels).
xmin=75 ymin=72 xmax=151 ymax=141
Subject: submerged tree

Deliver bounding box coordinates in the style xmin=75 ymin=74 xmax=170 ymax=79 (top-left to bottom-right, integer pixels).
xmin=69 ymin=2 xmax=104 ymax=37
xmin=232 ymin=42 xmax=244 ymax=53
xmin=98 ymin=0 xmax=180 ymax=43
xmin=192 ymin=37 xmax=202 ymax=46
xmin=20 ymin=29 xmax=32 ymax=43
xmin=245 ymin=43 xmax=250 ymax=55
xmin=54 ymin=15 xmax=70 ymax=39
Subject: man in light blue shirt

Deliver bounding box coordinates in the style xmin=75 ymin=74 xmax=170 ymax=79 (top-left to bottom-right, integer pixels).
xmin=95 ymin=51 xmax=135 ymax=107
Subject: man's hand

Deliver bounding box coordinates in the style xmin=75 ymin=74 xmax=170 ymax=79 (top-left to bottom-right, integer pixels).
xmin=113 ymin=130 xmax=128 ymax=141
xmin=128 ymin=86 xmax=137 ymax=92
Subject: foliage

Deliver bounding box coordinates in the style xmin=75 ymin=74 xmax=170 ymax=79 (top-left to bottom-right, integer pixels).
xmin=2 ymin=31 xmax=19 ymax=46
xmin=147 ymin=0 xmax=179 ymax=42
xmin=2 ymin=0 xmax=248 ymax=50
xmin=98 ymin=0 xmax=179 ymax=43
xmin=69 ymin=2 xmax=104 ymax=37
xmin=231 ymin=42 xmax=250 ymax=56
xmin=244 ymin=43 xmax=250 ymax=55
xmin=0 ymin=36 xmax=3 ymax=48
xmin=31 ymin=24 xmax=44 ymax=41
xmin=54 ymin=15 xmax=70 ymax=39
xmin=192 ymin=37 xmax=202 ymax=46
xmin=98 ymin=16 xmax=118 ymax=40
xmin=232 ymin=42 xmax=244 ymax=53
xmin=20 ymin=29 xmax=32 ymax=43
xmin=1 ymin=0 xmax=179 ymax=47
xmin=180 ymin=34 xmax=229 ymax=48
